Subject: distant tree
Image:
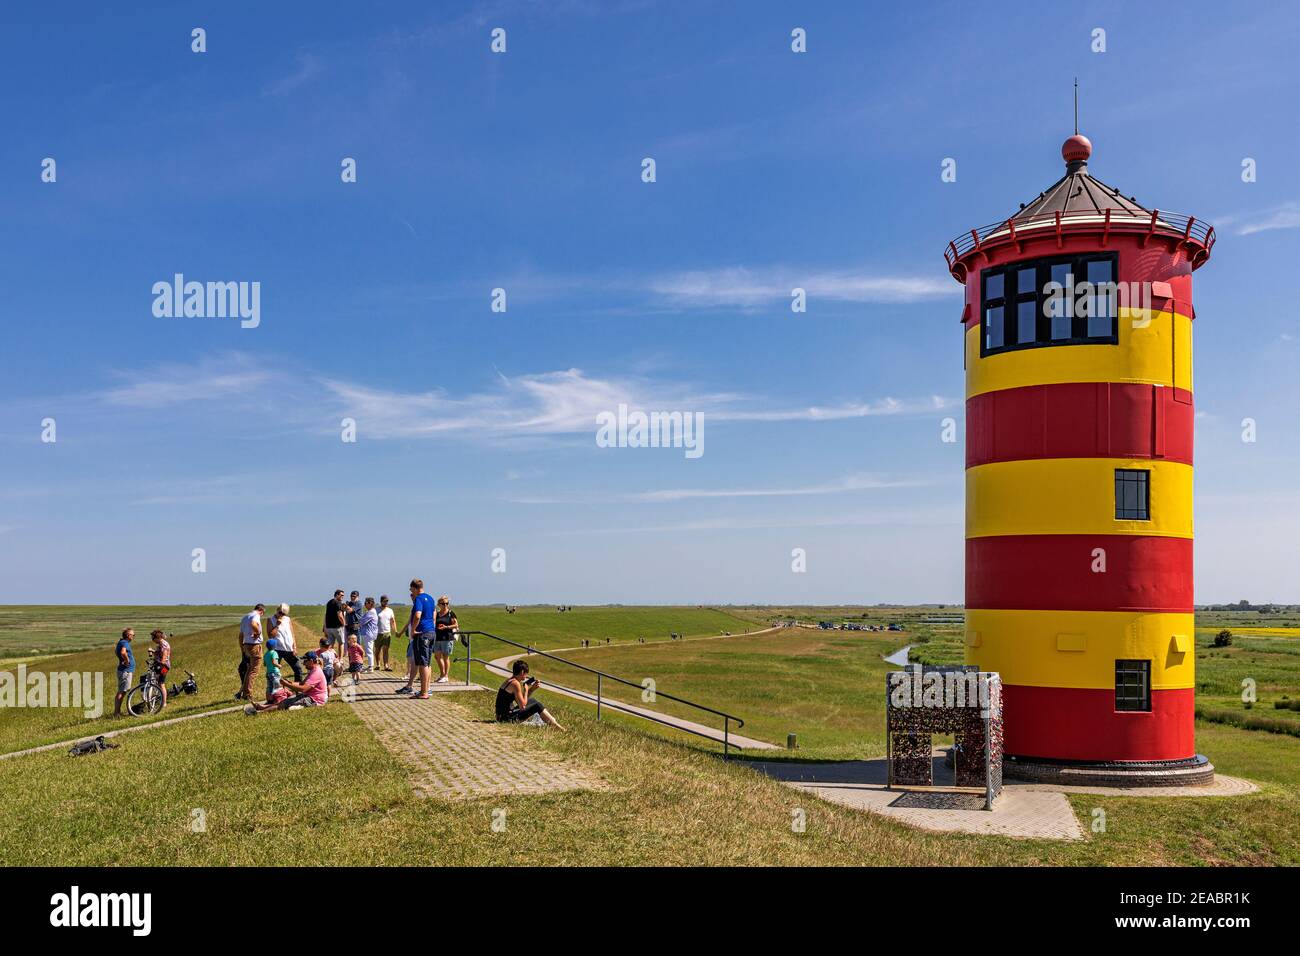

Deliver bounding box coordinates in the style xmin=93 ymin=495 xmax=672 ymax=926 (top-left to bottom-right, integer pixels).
xmin=1213 ymin=629 xmax=1233 ymax=647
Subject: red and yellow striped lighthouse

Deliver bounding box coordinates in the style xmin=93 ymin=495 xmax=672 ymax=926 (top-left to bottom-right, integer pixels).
xmin=944 ymin=133 xmax=1215 ymax=779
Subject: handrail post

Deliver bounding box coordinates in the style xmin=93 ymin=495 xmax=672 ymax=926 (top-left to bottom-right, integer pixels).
xmin=724 ymin=716 xmax=730 ymax=761
xmin=597 ymin=673 xmax=602 ymax=721
xmin=464 ymin=632 xmax=471 ymax=687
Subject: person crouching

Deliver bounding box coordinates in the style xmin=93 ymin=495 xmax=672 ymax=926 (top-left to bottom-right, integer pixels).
xmin=246 ymin=652 xmax=330 ymax=714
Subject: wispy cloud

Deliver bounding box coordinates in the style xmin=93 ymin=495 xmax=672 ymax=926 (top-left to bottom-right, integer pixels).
xmin=322 ymin=368 xmax=953 ymax=440
xmin=631 ymin=474 xmax=936 ymax=502
xmin=262 ymin=52 xmax=324 ymax=97
xmin=99 ymin=354 xmax=272 ymax=408
xmin=503 ymin=473 xmax=937 ymax=506
xmin=647 ymin=267 xmax=953 ymax=309
xmin=547 ymin=506 xmax=963 ymax=536
xmin=1230 ymin=201 xmax=1300 ymax=236
xmin=70 ymin=355 xmax=953 ymax=446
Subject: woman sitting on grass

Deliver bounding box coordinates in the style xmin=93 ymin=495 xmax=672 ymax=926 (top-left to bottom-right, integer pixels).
xmin=495 ymin=660 xmax=565 ymax=730
xmin=246 ymin=652 xmax=329 ymax=714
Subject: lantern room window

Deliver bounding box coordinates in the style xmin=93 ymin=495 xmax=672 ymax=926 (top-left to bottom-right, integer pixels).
xmin=980 ymin=252 xmax=1119 ymax=356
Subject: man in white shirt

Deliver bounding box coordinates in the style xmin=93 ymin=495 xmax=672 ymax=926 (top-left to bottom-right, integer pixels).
xmin=269 ymin=603 xmax=303 ymax=681
xmin=375 ymin=595 xmax=397 ymax=671
xmin=237 ymin=604 xmax=265 ymax=701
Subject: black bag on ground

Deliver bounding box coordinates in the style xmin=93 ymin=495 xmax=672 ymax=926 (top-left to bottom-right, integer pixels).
xmin=68 ymin=736 xmax=120 ymax=757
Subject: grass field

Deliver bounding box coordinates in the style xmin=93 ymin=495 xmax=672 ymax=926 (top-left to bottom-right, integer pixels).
xmin=1 ymin=604 xmax=1297 ymax=866
xmin=0 ymin=605 xmax=761 ymax=753
xmin=0 ymin=605 xmax=249 ymax=659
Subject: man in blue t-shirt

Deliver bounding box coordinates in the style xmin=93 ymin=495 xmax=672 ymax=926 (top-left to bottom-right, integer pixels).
xmin=398 ymin=579 xmax=438 ymax=699
xmin=113 ymin=627 xmax=136 ymax=716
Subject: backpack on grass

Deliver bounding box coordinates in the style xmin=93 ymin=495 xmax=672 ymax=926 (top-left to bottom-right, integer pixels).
xmin=68 ymin=736 xmax=119 ymax=757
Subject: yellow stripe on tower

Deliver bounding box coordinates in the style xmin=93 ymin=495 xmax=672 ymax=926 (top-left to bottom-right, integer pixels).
xmin=966 ymin=307 xmax=1193 ymax=399
xmin=965 ymin=609 xmax=1195 ymax=689
xmin=966 ymin=457 xmax=1193 ymax=538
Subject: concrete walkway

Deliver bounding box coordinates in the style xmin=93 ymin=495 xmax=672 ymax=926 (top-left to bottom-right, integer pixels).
xmin=482 ymin=649 xmax=779 ymax=751
xmin=749 ymin=751 xmax=1260 ymax=841
xmin=347 ymin=672 xmax=606 ymax=799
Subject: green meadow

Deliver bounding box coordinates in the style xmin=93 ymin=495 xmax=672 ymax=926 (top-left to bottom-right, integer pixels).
xmin=1 ymin=604 xmax=1297 ymax=866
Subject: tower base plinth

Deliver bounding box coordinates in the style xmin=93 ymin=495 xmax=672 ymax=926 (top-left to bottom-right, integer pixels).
xmin=1001 ymin=754 xmax=1215 ymax=788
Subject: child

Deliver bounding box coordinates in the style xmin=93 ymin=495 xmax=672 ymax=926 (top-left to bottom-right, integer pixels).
xmin=263 ymin=638 xmax=282 ymax=700
xmin=318 ymin=637 xmax=338 ymax=687
xmin=345 ymin=633 xmax=365 ymax=685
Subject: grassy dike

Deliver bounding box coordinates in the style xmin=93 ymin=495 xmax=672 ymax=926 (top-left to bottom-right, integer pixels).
xmin=1 ymin=605 xmax=1297 ymax=865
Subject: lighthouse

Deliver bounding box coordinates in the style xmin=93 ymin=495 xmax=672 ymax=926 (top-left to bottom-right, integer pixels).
xmin=944 ymin=132 xmax=1215 ymax=783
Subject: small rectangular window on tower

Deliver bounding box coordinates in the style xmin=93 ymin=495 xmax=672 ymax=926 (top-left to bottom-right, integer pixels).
xmin=1115 ymin=659 xmax=1152 ymax=712
xmin=1114 ymin=468 xmax=1150 ymax=520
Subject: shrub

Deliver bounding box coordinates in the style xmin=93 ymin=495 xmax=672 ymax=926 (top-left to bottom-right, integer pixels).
xmin=1213 ymin=629 xmax=1233 ymax=647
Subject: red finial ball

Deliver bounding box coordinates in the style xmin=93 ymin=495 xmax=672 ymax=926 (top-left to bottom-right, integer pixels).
xmin=1062 ymin=134 xmax=1092 ymax=164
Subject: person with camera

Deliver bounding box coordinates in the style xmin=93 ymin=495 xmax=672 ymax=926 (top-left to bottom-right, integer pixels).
xmin=495 ymin=660 xmax=565 ymax=730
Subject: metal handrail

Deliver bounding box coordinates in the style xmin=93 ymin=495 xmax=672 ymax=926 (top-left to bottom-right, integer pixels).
xmin=454 ymin=629 xmax=747 ymax=758
xmin=944 ymin=208 xmax=1215 ymax=273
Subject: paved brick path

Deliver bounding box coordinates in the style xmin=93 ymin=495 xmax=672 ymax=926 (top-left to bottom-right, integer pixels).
xmin=347 ymin=673 xmax=606 ymax=800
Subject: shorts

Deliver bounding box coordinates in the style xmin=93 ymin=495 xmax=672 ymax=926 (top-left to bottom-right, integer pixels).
xmin=278 ymin=693 xmax=318 ymax=710
xmin=411 ymin=634 xmax=434 ymax=667
xmin=375 ymin=633 xmax=391 ymax=651
xmin=155 ymin=664 xmax=170 ymax=681
xmin=324 ymin=627 xmax=345 ymax=647
xmin=117 ymin=670 xmax=133 ymax=693
xmin=266 ymin=673 xmax=281 ymax=697
xmin=432 ymin=640 xmax=454 ymax=656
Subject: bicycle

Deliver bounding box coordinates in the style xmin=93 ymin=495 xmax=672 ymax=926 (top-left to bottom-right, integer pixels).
xmin=125 ymin=647 xmax=199 ymax=717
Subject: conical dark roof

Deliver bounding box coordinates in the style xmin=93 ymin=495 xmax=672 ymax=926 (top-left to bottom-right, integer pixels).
xmin=943 ymin=133 xmax=1215 ymax=283
xmin=1011 ymin=134 xmax=1148 ymax=221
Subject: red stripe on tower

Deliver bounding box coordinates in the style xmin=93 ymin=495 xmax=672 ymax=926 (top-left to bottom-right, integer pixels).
xmin=967 ymin=382 xmax=1193 ymax=468
xmin=966 ymin=535 xmax=1193 ymax=612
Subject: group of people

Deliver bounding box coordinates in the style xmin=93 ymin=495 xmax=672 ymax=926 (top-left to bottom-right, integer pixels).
xmin=111 ymin=627 xmax=172 ymax=716
xmin=106 ymin=580 xmax=564 ymax=730
xmin=230 ymin=578 xmax=561 ymax=726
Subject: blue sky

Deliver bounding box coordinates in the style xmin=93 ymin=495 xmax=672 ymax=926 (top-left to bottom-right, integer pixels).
xmin=1 ymin=1 xmax=1298 ymax=605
